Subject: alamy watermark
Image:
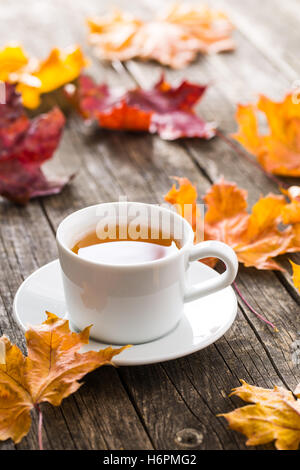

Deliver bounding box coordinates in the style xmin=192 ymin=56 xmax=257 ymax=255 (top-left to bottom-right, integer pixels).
xmin=94 ymin=197 xmax=205 ymax=243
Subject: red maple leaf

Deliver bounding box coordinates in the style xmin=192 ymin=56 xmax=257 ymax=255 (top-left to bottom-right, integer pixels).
xmin=0 ymin=83 xmax=68 ymax=204
xmin=67 ymin=74 xmax=215 ymax=140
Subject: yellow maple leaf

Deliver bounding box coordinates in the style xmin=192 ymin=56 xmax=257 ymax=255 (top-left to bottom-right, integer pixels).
xmin=280 ymin=186 xmax=300 ymax=254
xmin=0 ymin=44 xmax=28 ymax=81
xmin=16 ymin=46 xmax=87 ymax=108
xmin=290 ymin=260 xmax=300 ymax=292
xmin=232 ymin=95 xmax=300 ymax=176
xmin=0 ymin=43 xmax=87 ymax=108
xmin=0 ymin=312 xmax=128 ymax=444
xmin=281 ymin=186 xmax=300 ymax=225
xmin=219 ymin=380 xmax=300 ymax=450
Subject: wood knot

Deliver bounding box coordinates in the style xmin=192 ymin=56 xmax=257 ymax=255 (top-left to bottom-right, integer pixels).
xmin=175 ymin=428 xmax=203 ymax=448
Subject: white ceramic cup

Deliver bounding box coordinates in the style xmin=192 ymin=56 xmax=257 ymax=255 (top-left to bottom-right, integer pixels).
xmin=56 ymin=202 xmax=238 ymax=344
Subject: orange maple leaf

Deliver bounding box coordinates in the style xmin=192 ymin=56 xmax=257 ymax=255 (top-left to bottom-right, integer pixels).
xmin=164 ymin=177 xmax=199 ymax=233
xmin=165 ymin=177 xmax=297 ymax=270
xmin=232 ymin=94 xmax=300 ymax=176
xmin=280 ymin=186 xmax=300 ymax=252
xmin=87 ymin=8 xmax=200 ymax=69
xmin=0 ymin=44 xmax=87 ymax=108
xmin=281 ymin=186 xmax=300 ymax=225
xmin=219 ymin=380 xmax=300 ymax=450
xmin=87 ymin=9 xmax=142 ymax=62
xmin=129 ymin=21 xmax=201 ymax=69
xmin=290 ymin=260 xmax=300 ymax=292
xmin=0 ymin=312 xmax=128 ymax=444
xmin=87 ymin=4 xmax=234 ymax=69
xmin=160 ymin=2 xmax=235 ymax=53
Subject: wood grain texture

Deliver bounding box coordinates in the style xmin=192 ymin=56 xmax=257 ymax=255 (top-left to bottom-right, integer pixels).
xmin=0 ymin=0 xmax=300 ymax=450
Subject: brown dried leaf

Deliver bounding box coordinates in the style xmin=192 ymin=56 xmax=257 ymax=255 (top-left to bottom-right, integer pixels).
xmin=220 ymin=380 xmax=300 ymax=450
xmin=0 ymin=312 xmax=128 ymax=443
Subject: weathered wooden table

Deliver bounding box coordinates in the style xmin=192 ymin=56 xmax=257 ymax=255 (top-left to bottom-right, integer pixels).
xmin=1 ymin=0 xmax=300 ymax=451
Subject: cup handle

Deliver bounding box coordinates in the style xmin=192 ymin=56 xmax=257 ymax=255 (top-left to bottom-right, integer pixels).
xmin=184 ymin=241 xmax=238 ymax=303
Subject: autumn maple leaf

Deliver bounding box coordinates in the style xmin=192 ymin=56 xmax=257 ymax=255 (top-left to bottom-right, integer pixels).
xmin=219 ymin=380 xmax=300 ymax=450
xmin=87 ymin=4 xmax=234 ymax=69
xmin=0 ymin=83 xmax=69 ymax=204
xmin=159 ymin=2 xmax=235 ymax=54
xmin=16 ymin=46 xmax=87 ymax=109
xmin=87 ymin=9 xmax=143 ymax=62
xmin=165 ymin=177 xmax=298 ymax=270
xmin=164 ymin=176 xmax=203 ymax=243
xmin=67 ymin=74 xmax=215 ymax=140
xmin=232 ymin=94 xmax=300 ymax=177
xmin=290 ymin=259 xmax=300 ymax=292
xmin=281 ymin=186 xmax=300 ymax=225
xmin=279 ymin=186 xmax=300 ymax=253
xmin=0 ymin=43 xmax=86 ymax=109
xmin=203 ymin=179 xmax=293 ymax=270
xmin=0 ymin=312 xmax=127 ymax=445
xmin=0 ymin=44 xmax=28 ymax=81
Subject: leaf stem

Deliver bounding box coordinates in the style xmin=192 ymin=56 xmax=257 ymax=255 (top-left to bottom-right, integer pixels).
xmin=233 ymin=281 xmax=278 ymax=331
xmin=35 ymin=404 xmax=44 ymax=450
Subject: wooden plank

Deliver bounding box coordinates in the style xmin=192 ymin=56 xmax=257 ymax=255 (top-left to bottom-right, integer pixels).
xmin=0 ymin=0 xmax=154 ymax=451
xmin=211 ymin=0 xmax=300 ymax=79
xmin=0 ymin=0 xmax=299 ymax=450
xmin=0 ymin=201 xmax=62 ymax=450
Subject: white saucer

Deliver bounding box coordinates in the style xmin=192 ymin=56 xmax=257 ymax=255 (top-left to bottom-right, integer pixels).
xmin=13 ymin=260 xmax=237 ymax=366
